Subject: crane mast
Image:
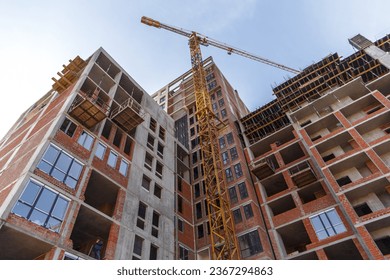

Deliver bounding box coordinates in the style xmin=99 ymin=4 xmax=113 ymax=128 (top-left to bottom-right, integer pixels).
xmin=141 ymin=16 xmax=299 ymax=260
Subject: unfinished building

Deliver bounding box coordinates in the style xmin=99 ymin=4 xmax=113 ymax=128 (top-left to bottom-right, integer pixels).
xmin=0 ymin=48 xmax=175 ymax=260
xmin=152 ymin=57 xmax=273 ymax=260
xmin=241 ymin=34 xmax=390 ymax=259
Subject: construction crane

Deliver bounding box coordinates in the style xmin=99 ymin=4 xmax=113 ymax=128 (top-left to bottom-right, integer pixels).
xmin=141 ymin=16 xmax=299 ymax=260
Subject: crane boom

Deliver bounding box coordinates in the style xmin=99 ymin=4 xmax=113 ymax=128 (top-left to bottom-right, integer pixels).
xmin=141 ymin=16 xmax=301 ymax=74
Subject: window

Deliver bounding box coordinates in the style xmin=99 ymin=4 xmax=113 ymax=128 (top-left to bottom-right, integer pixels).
xmin=133 ymin=235 xmax=143 ymax=257
xmin=238 ymin=182 xmax=248 ymax=199
xmin=220 ymin=109 xmax=227 ymax=118
xmin=229 ymin=187 xmax=238 ymax=204
xmin=197 ymin=224 xmax=204 ymax=239
xmin=208 ymin=81 xmax=217 ymax=90
xmin=102 ymin=120 xmax=112 ymax=139
xmin=113 ymin=129 xmax=123 ymax=148
xmin=221 ymin=152 xmax=229 ymax=165
xmin=310 ymin=208 xmax=347 ymax=240
xmin=152 ymin=211 xmax=160 ymax=238
xmin=147 ymin=134 xmax=155 ymax=150
xmin=243 ymin=204 xmax=254 ymax=219
xmin=12 ymin=179 xmax=69 ymax=232
xmin=156 ymin=162 xmax=163 ymax=179
xmin=206 ymin=73 xmax=215 ymax=82
xmin=190 ymin=127 xmax=195 ymax=137
xmin=60 ymin=118 xmax=77 ymax=137
xmin=193 ymin=166 xmax=199 ymax=180
xmin=192 ymin=152 xmax=198 ymax=164
xmin=150 ymin=245 xmax=158 ymax=260
xmin=211 ymin=93 xmax=215 ymax=101
xmin=353 ymin=203 xmax=373 ymax=217
xmin=37 ymin=144 xmax=83 ymax=189
xmin=212 ymin=103 xmax=218 ymax=112
xmin=178 ymin=196 xmax=183 ymax=213
xmin=216 ymin=90 xmax=222 ymax=97
xmin=238 ymin=230 xmax=263 ymax=258
xmin=159 ymin=96 xmax=166 ymax=103
xmin=230 ymin=147 xmax=238 ymax=161
xmin=107 ymin=151 xmax=118 ymax=168
xmin=154 ymin=183 xmax=162 ymax=198
xmin=336 ymin=176 xmax=352 ymax=186
xmin=179 ymin=246 xmax=189 ymax=260
xmin=218 ymin=98 xmax=224 ymax=107
xmin=157 ymin=143 xmax=164 ymax=159
xmin=226 ymin=133 xmax=234 ymax=145
xmin=194 ymin=183 xmax=201 ymax=198
xmin=149 ymin=118 xmax=157 ymax=132
xmin=219 ymin=137 xmax=226 ymax=149
xmin=144 ymin=152 xmax=153 ymax=171
xmin=196 ymin=202 xmax=202 ymax=219
xmin=374 ymin=236 xmax=390 ymax=255
xmin=142 ymin=175 xmax=151 ymax=191
xmin=233 ymin=209 xmax=242 ymax=224
xmin=137 ymin=202 xmax=147 ymax=230
xmin=124 ymin=136 xmax=132 ymax=156
xmin=225 ymin=168 xmax=234 ymax=182
xmin=158 ymin=127 xmax=165 ymax=141
xmin=189 ymin=117 xmax=194 ymax=125
xmin=95 ymin=142 xmax=106 ymax=160
xmin=322 ymin=153 xmax=335 ymax=162
xmin=119 ymin=159 xmax=129 ymax=176
xmin=178 ymin=219 xmax=184 ymax=232
xmin=234 ymin=163 xmax=243 ymax=178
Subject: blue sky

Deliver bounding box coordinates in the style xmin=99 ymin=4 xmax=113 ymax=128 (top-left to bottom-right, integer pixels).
xmin=1 ymin=0 xmax=389 ymax=138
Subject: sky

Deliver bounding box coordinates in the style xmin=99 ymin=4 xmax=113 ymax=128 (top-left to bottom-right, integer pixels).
xmin=0 ymin=0 xmax=389 ymax=138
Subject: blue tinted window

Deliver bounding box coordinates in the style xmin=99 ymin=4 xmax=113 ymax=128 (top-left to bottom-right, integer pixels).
xmin=12 ymin=180 xmax=69 ymax=232
xmin=37 ymin=144 xmax=83 ymax=189
xmin=95 ymin=142 xmax=106 ymax=159
xmin=78 ymin=131 xmax=94 ymax=150
xmin=310 ymin=209 xmax=346 ymax=240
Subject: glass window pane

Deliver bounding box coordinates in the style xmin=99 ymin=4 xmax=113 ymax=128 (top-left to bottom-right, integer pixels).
xmin=68 ymin=161 xmax=82 ymax=179
xmin=52 ymin=197 xmax=69 ymax=219
xmin=326 ymin=209 xmax=342 ymax=224
xmin=56 ymin=153 xmax=72 ymax=172
xmin=46 ymin=217 xmax=62 ymax=232
xmin=319 ymin=213 xmax=332 ymax=228
xmin=119 ymin=160 xmax=128 ymax=176
xmin=310 ymin=216 xmax=323 ymax=231
xmin=51 ymin=168 xmax=66 ymax=182
xmin=20 ymin=181 xmax=41 ymax=205
xmin=84 ymin=134 xmax=94 ymax=150
xmin=43 ymin=146 xmax=60 ymax=164
xmin=35 ymin=188 xmax=56 ymax=213
xmin=12 ymin=202 xmax=31 ymax=218
xmin=95 ymin=143 xmax=106 ymax=159
xmin=37 ymin=161 xmax=52 ymax=174
xmin=334 ymin=224 xmax=347 ymax=234
xmin=108 ymin=151 xmax=117 ymax=168
xmin=29 ymin=210 xmax=48 ymax=226
xmin=317 ymin=230 xmax=328 ymax=240
xmin=64 ymin=177 xmax=77 ymax=189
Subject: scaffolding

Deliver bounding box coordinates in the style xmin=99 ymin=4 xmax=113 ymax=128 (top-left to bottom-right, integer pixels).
xmin=52 ymin=56 xmax=87 ymax=93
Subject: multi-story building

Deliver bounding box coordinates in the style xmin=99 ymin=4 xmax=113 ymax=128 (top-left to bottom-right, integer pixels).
xmin=152 ymin=57 xmax=273 ymax=260
xmin=0 ymin=48 xmax=176 ymax=260
xmin=241 ymin=34 xmax=390 ymax=259
xmin=1 ymin=33 xmax=389 ymax=260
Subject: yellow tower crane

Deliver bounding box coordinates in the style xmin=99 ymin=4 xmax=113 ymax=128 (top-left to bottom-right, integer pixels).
xmin=141 ymin=16 xmax=300 ymax=260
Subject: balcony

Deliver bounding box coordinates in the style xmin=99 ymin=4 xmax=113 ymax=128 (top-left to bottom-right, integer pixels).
xmin=69 ymin=90 xmax=110 ymax=128
xmin=110 ymin=97 xmax=145 ymax=133
xmin=289 ymin=161 xmax=317 ymax=188
xmin=251 ymin=156 xmax=277 ymax=180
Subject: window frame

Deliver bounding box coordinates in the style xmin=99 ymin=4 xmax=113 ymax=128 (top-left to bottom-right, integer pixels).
xmin=310 ymin=208 xmax=347 ymax=240
xmin=77 ymin=131 xmax=94 ymax=151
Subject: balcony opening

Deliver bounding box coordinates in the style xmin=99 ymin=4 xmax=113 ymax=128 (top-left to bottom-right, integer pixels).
xmin=262 ymin=173 xmax=288 ymax=197
xmin=251 ymin=155 xmax=278 ymax=180
xmin=70 ymin=205 xmax=112 ymax=259
xmin=289 ymin=161 xmax=317 ymax=188
xmin=353 ymin=203 xmax=373 ymax=217
xmin=323 ymin=239 xmax=363 ymax=260
xmin=280 ymin=143 xmax=305 ymax=165
xmin=298 ymin=182 xmax=326 ymax=204
xmin=84 ymin=170 xmax=119 ymax=217
xmin=276 ymin=220 xmax=311 ymax=257
xmin=268 ymin=195 xmax=296 ymax=216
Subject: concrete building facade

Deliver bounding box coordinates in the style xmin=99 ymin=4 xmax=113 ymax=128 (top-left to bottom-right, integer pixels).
xmin=241 ymin=34 xmax=390 ymax=259
xmin=0 ymin=48 xmax=175 ymax=260
xmin=1 ymin=33 xmax=389 ymax=260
